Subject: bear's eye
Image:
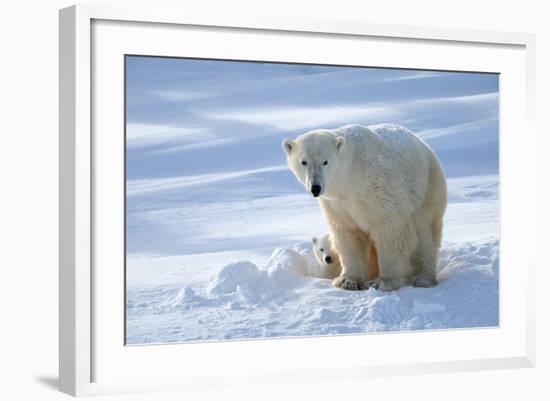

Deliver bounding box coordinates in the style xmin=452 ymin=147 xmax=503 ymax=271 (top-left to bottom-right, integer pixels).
xmin=320 ymin=248 xmax=324 ymax=252
xmin=301 ymin=160 xmax=307 ymax=166
xmin=323 ymin=160 xmax=328 ymax=166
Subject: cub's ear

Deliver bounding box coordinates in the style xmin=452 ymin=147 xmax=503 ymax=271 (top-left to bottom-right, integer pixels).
xmin=282 ymin=138 xmax=295 ymax=155
xmin=335 ymin=136 xmax=345 ymax=152
xmin=312 ymin=237 xmax=318 ymax=244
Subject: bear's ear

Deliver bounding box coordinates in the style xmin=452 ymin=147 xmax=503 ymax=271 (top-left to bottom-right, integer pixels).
xmin=335 ymin=136 xmax=345 ymax=152
xmin=312 ymin=237 xmax=317 ymax=244
xmin=282 ymin=138 xmax=294 ymax=155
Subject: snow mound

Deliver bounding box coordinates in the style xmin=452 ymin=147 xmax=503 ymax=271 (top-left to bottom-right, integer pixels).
xmin=266 ymin=248 xmax=308 ymax=276
xmin=207 ymin=261 xmax=262 ymax=296
xmin=203 ymin=248 xmax=317 ymax=306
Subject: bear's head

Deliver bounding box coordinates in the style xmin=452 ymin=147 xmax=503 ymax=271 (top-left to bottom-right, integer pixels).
xmin=312 ymin=234 xmax=340 ymax=267
xmin=282 ymin=130 xmax=345 ymax=198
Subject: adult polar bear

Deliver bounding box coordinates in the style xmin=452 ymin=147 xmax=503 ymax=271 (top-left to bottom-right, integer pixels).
xmin=283 ymin=124 xmax=447 ymax=291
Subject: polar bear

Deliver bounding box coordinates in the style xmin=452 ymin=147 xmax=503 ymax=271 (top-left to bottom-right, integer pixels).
xmin=283 ymin=124 xmax=447 ymax=291
xmin=312 ymin=233 xmax=379 ymax=281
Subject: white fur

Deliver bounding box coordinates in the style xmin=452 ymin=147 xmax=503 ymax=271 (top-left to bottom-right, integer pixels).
xmin=312 ymin=234 xmax=341 ymax=279
xmin=283 ymin=124 xmax=447 ymax=291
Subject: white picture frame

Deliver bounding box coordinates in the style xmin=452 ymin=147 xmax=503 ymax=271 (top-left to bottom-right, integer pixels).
xmin=59 ymin=3 xmax=536 ymax=397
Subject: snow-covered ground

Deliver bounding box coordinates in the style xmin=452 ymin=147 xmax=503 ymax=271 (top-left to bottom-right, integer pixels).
xmin=126 ymin=172 xmax=499 ymax=344
xmin=125 ymin=58 xmax=499 ymax=344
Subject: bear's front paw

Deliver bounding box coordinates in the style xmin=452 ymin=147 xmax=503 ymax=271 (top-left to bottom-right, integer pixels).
xmin=332 ymin=275 xmax=364 ymax=291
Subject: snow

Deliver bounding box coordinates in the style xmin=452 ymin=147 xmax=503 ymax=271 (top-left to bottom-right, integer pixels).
xmin=125 ymin=59 xmax=499 ymax=345
xmin=126 ymin=171 xmax=499 ymax=344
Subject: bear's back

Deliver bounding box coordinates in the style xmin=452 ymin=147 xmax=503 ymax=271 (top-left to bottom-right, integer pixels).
xmin=368 ymin=123 xmax=421 ymax=151
xmin=334 ymin=123 xmax=427 ymax=159
xmin=334 ymin=123 xmax=418 ymax=147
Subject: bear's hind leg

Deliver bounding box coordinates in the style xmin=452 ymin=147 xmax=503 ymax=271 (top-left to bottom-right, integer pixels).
xmin=410 ymin=221 xmax=439 ymax=288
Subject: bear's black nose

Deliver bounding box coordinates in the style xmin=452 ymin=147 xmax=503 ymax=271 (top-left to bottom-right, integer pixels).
xmin=311 ymin=184 xmax=322 ymax=197
xmin=325 ymin=256 xmax=332 ymax=263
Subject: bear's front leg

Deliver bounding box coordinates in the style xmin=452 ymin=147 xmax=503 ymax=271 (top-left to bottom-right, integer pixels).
xmin=330 ymin=227 xmax=366 ymax=291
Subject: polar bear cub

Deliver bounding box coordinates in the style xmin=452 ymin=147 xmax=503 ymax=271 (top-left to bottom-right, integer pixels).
xmin=312 ymin=234 xmax=341 ymax=279
xmin=311 ymin=233 xmax=379 ymax=281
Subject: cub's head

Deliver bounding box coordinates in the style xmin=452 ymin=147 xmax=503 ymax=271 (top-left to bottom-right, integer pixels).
xmin=312 ymin=234 xmax=340 ymax=267
xmin=282 ymin=130 xmax=345 ymax=197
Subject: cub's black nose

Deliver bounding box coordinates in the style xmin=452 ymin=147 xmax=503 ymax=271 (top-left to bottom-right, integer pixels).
xmin=311 ymin=184 xmax=322 ymax=197
xmin=325 ymin=256 xmax=332 ymax=263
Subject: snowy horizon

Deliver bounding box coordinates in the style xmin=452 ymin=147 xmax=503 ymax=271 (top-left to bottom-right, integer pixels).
xmin=126 ymin=57 xmax=498 ymax=182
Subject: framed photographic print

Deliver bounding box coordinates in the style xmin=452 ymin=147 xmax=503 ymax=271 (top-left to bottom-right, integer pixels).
xmin=59 ymin=4 xmax=536 ymax=397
